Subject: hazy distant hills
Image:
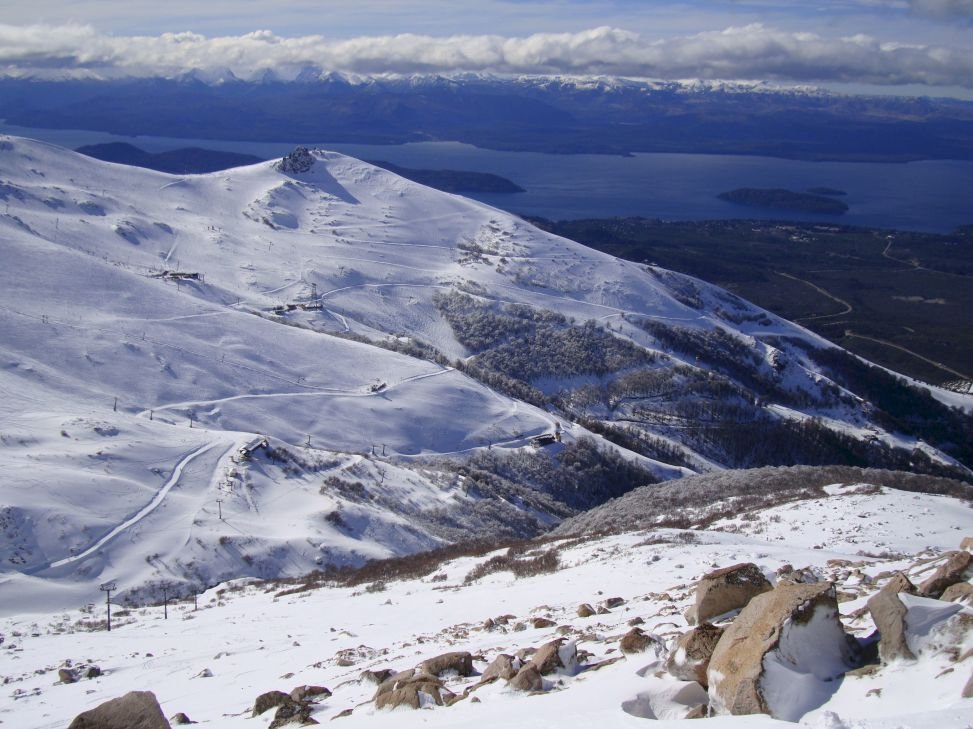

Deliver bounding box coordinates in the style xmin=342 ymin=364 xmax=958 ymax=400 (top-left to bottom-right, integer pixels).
xmin=76 ymin=142 xmax=264 ymax=173
xmin=5 ymin=74 xmax=973 ymax=160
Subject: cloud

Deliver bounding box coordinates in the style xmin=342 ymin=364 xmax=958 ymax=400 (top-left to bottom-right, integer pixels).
xmin=0 ymin=22 xmax=971 ymax=89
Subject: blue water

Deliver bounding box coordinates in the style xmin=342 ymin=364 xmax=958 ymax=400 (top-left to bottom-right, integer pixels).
xmin=3 ymin=122 xmax=971 ymax=233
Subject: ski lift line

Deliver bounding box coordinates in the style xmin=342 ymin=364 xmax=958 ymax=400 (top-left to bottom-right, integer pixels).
xmin=44 ymin=439 xmax=233 ymax=571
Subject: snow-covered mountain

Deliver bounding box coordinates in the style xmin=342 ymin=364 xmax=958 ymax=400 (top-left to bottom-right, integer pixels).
xmin=0 ymin=136 xmax=970 ymax=614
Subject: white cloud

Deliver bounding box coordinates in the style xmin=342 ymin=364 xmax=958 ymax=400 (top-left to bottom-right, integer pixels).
xmin=0 ymin=22 xmax=970 ymax=89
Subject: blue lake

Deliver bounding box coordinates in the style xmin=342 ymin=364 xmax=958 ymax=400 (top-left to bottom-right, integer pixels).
xmin=3 ymin=122 xmax=971 ymax=233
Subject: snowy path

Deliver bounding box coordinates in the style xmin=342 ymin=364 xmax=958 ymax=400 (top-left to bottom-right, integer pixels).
xmin=42 ymin=439 xmax=229 ymax=572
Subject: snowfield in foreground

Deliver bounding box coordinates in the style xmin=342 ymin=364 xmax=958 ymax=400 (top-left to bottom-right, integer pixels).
xmin=1 ymin=483 xmax=971 ymax=729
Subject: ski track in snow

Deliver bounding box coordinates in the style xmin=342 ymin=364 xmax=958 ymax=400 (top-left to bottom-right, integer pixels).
xmin=41 ymin=439 xmax=232 ymax=572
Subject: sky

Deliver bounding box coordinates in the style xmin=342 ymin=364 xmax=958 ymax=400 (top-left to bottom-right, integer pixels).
xmin=0 ymin=0 xmax=972 ymax=95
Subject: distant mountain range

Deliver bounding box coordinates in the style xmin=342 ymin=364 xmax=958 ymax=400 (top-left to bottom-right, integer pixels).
xmin=4 ymin=73 xmax=973 ymax=160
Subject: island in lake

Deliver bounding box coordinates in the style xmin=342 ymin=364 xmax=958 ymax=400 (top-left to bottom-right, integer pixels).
xmin=806 ymin=187 xmax=848 ymax=197
xmin=718 ymin=187 xmax=850 ymax=214
xmin=77 ymin=142 xmax=264 ymax=174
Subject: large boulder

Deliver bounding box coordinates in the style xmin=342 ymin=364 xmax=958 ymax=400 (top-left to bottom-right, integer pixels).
xmin=707 ymin=582 xmax=853 ymax=721
xmin=68 ymin=691 xmax=171 ymax=729
xmin=416 ymin=652 xmax=474 ymax=678
xmin=866 ymin=572 xmax=918 ymax=663
xmin=620 ymin=628 xmax=665 ymax=658
xmin=665 ymin=623 xmax=725 ymax=688
xmin=373 ymin=670 xmax=451 ymax=710
xmin=687 ymin=563 xmax=772 ymax=625
xmin=919 ymin=551 xmax=972 ymax=599
xmin=289 ymin=685 xmax=331 ymax=703
xmin=481 ymin=654 xmax=518 ymax=681
xmin=509 ymin=665 xmax=544 ymax=692
xmin=269 ymin=702 xmax=317 ymax=729
xmin=529 ymin=639 xmax=577 ymax=675
xmin=941 ymin=582 xmax=973 ymax=605
xmin=252 ymin=691 xmax=296 ymax=717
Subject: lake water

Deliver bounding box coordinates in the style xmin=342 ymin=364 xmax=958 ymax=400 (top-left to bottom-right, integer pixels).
xmin=3 ymin=121 xmax=971 ymax=233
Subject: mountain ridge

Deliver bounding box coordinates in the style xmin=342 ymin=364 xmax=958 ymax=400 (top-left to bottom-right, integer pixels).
xmin=0 ymin=135 xmax=970 ymax=613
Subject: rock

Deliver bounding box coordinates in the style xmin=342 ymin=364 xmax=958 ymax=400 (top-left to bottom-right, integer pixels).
xmin=941 ymin=582 xmax=973 ymax=604
xmin=253 ymin=691 xmax=296 ymax=717
xmin=481 ymin=654 xmax=518 ymax=681
xmin=169 ymin=714 xmax=195 ymax=725
xmin=82 ymin=666 xmax=102 ymax=679
xmin=867 ymin=572 xmax=918 ymax=663
xmin=509 ymin=665 xmax=544 ymax=692
xmin=269 ymin=702 xmax=317 ymax=728
xmin=532 ymin=617 xmax=557 ymax=629
xmin=417 ymin=651 xmax=474 ymax=678
xmin=685 ymin=704 xmax=708 ymax=719
xmin=961 ymin=537 xmax=973 ymax=551
xmin=964 ymin=670 xmax=973 ymax=699
xmin=290 ymin=685 xmax=331 ymax=703
xmin=374 ymin=681 xmax=450 ymax=710
xmin=604 ymin=597 xmax=625 ymax=609
xmin=330 ymin=709 xmax=353 ymax=720
xmin=619 ymin=627 xmax=660 ymax=655
xmin=359 ymin=669 xmax=394 ymax=685
xmin=67 ymin=691 xmax=171 ymax=729
xmin=666 ymin=623 xmax=724 ymax=688
xmin=275 ymin=147 xmax=316 ymax=174
xmin=687 ymin=563 xmax=772 ymax=625
xmin=59 ymin=667 xmax=78 ymax=684
xmin=707 ymin=582 xmax=852 ymax=721
xmin=529 ymin=639 xmax=575 ymax=675
xmin=577 ymin=603 xmax=595 ymax=618
xmin=628 ymin=617 xmax=645 ymax=626
xmin=919 ymin=551 xmax=972 ymax=599
xmin=373 ymin=669 xmax=448 ymax=710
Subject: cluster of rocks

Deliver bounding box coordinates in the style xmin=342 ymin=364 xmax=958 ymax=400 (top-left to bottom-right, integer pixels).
xmin=274 ymin=147 xmax=316 ymax=175
xmin=63 ymin=544 xmax=972 ymax=726
xmin=647 ymin=545 xmax=973 ymax=720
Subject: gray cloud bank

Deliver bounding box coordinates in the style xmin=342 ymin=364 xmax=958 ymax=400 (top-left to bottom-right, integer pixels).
xmin=906 ymin=0 xmax=973 ymax=18
xmin=0 ymin=23 xmax=971 ymax=89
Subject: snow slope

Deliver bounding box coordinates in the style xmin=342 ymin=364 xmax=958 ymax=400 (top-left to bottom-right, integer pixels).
xmin=0 ymin=482 xmax=970 ymax=729
xmin=0 ymin=136 xmax=970 ymax=613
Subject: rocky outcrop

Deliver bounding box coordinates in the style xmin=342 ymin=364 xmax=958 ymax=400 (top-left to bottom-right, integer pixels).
xmin=919 ymin=551 xmax=972 ymax=599
xmin=867 ymin=572 xmax=918 ymax=663
xmin=707 ymin=582 xmax=852 ymax=721
xmin=665 ymin=623 xmax=724 ymax=688
xmin=509 ymin=665 xmax=544 ymax=692
xmin=275 ymin=147 xmax=315 ymax=174
xmin=290 ymin=685 xmax=331 ymax=703
xmin=268 ymin=702 xmax=317 ymax=728
xmin=687 ymin=563 xmax=772 ymax=625
xmin=481 ymin=654 xmax=518 ymax=681
xmin=619 ymin=627 xmax=663 ymax=656
xmin=941 ymin=582 xmax=973 ymax=604
xmin=373 ymin=670 xmax=452 ymax=710
xmin=252 ymin=691 xmax=296 ymax=717
xmin=417 ymin=651 xmax=474 ymax=678
xmin=68 ymin=691 xmax=171 ymax=729
xmin=530 ymin=639 xmax=575 ymax=675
